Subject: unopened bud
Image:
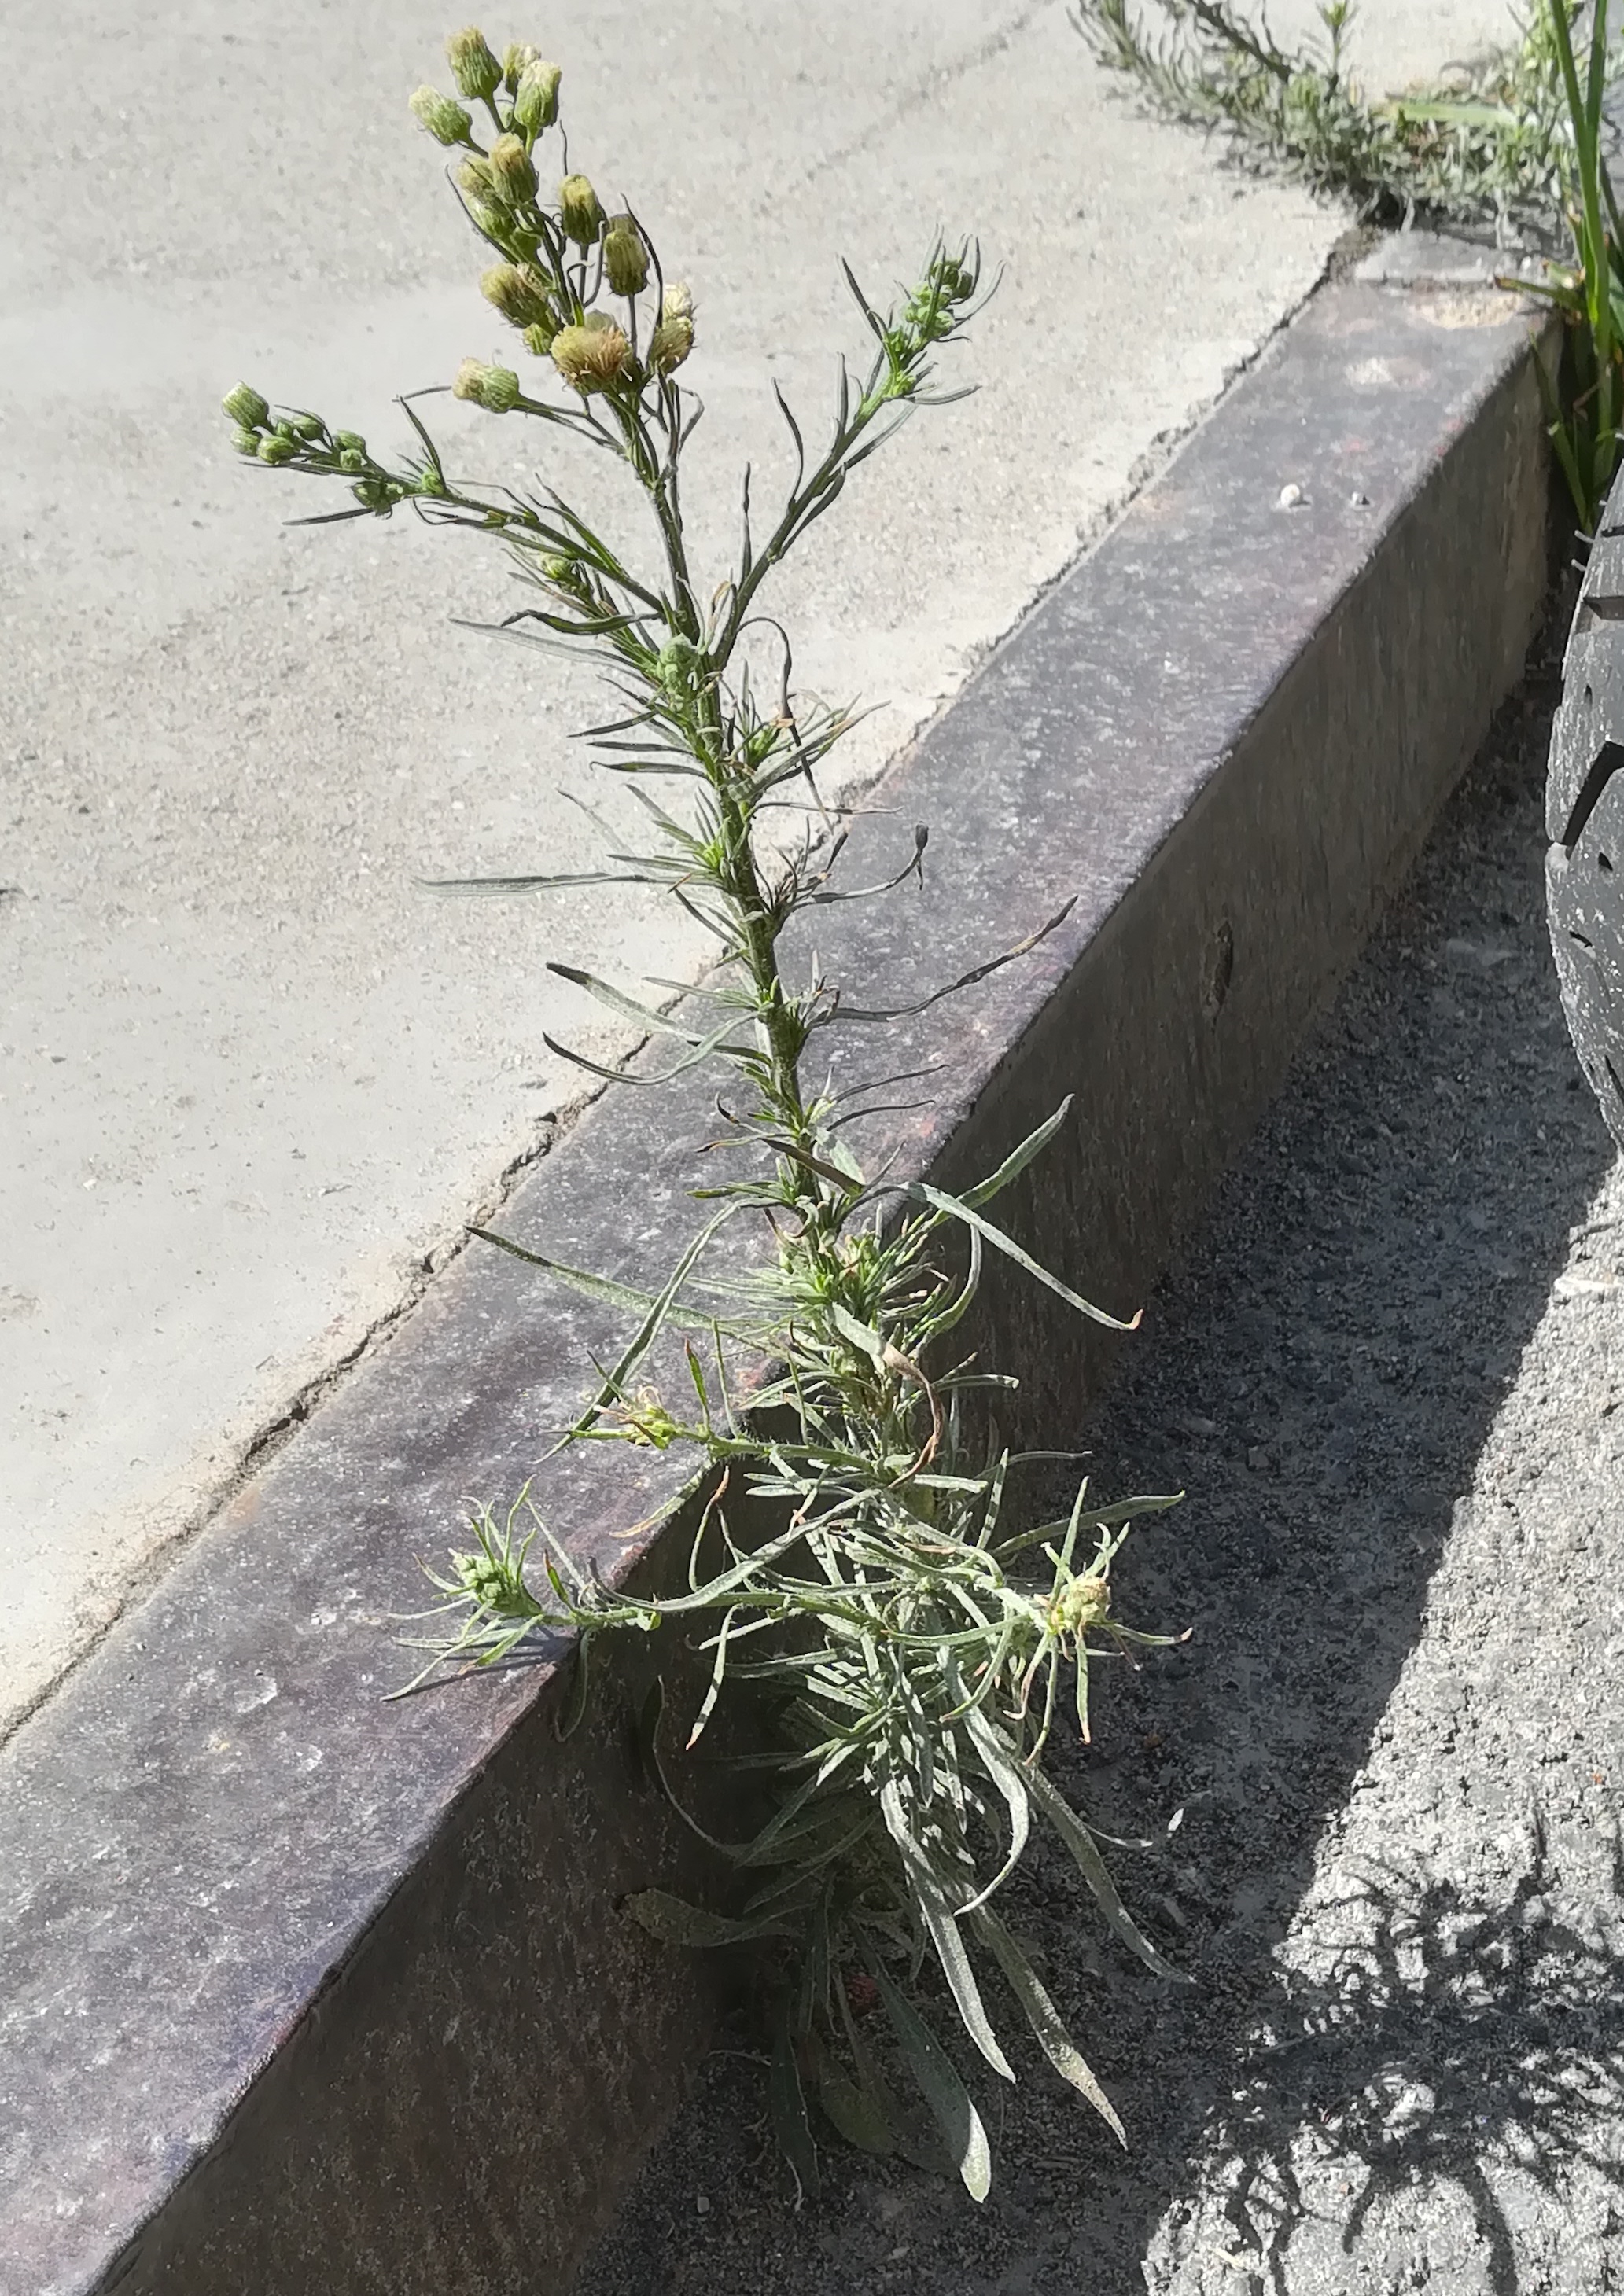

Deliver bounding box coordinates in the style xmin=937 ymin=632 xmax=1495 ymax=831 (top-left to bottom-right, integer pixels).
xmin=352 ymin=476 xmax=399 ymax=513
xmin=603 ymin=214 xmax=648 ymax=297
xmin=648 ymin=313 xmax=694 ymax=375
xmin=257 ymin=433 xmax=297 ymax=465
xmin=233 ymin=428 xmax=260 ymax=456
xmin=221 ymin=381 xmax=269 ymax=430
xmin=457 ymin=154 xmax=496 ymax=200
xmin=338 ymin=447 xmax=366 ymax=474
xmin=558 ymin=173 xmax=604 ymax=248
xmin=551 ymin=312 xmax=631 ymax=392
xmin=521 ymin=317 xmax=558 ymax=356
xmin=289 ymin=412 xmax=324 ymax=440
xmin=513 ymin=58 xmax=562 ymax=133
xmin=481 ymin=262 xmax=553 ymax=329
xmin=444 ymin=27 xmax=503 ymax=102
xmin=452 ymin=356 xmax=522 ymax=412
xmin=409 ymin=84 xmax=473 ymax=145
xmin=488 ymin=132 xmax=538 ymax=206
xmin=333 ymin=429 xmax=366 ymax=455
xmin=502 ymin=40 xmax=539 ymax=89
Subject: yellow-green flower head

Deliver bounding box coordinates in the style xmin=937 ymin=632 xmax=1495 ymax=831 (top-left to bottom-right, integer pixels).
xmin=221 ymin=381 xmax=269 ymax=431
xmin=512 ymin=58 xmax=562 ymax=134
xmin=661 ymin=280 xmax=694 ymax=323
xmin=558 ymin=173 xmax=605 ymax=248
xmin=488 ymin=132 xmax=538 ymax=207
xmin=445 ymin=26 xmax=503 ymax=101
xmin=648 ymin=314 xmax=694 ymax=375
xmin=502 ymin=39 xmax=539 ymax=89
xmin=480 ymin=261 xmax=554 ymax=330
xmin=457 ymin=153 xmax=496 ymax=200
xmin=452 ymin=356 xmax=522 ymax=412
xmin=603 ymin=214 xmax=649 ymax=297
xmin=1048 ymin=1573 xmax=1110 ymax=1638
xmin=551 ymin=311 xmax=630 ymax=392
xmin=408 ymin=84 xmax=473 ymax=145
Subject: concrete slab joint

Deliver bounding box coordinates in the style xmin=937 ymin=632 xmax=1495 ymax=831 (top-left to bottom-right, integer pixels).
xmin=0 ymin=252 xmax=1556 ymax=2294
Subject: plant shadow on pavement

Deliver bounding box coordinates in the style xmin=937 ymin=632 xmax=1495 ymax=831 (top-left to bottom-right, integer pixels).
xmin=572 ymin=615 xmax=1622 ymax=2294
xmin=1169 ymin=1823 xmax=1624 ymax=2296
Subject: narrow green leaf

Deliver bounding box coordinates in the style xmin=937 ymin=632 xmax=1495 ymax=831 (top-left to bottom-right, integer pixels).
xmin=1025 ymin=1764 xmax=1185 ymax=1984
xmin=873 ymin=1963 xmax=992 ymax=2202
xmin=809 ymin=2032 xmax=893 ymax=2155
xmin=910 ymin=1180 xmax=1140 ymax=1331
xmin=879 ymin=1782 xmax=1014 ymax=2081
xmin=624 ymin=1888 xmax=793 ymax=1947
xmin=970 ymin=1908 xmax=1125 ymax=2145
xmin=769 ymin=2017 xmax=821 ymax=2200
xmin=958 ymin=1097 xmax=1073 ymax=1209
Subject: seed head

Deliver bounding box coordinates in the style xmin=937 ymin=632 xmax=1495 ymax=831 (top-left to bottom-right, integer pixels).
xmin=221 ymin=381 xmax=269 ymax=430
xmin=481 ymin=262 xmax=554 ymax=330
xmin=551 ymin=312 xmax=631 ymax=393
xmin=558 ymin=173 xmax=605 ymax=248
xmin=408 ymin=84 xmax=473 ymax=145
xmin=603 ymin=213 xmax=649 ymax=297
xmin=257 ymin=432 xmax=297 ymax=465
xmin=453 ymin=357 xmax=522 ymax=413
xmin=488 ymin=132 xmax=538 ymax=207
xmin=512 ymin=58 xmax=562 ymax=134
xmin=444 ymin=27 xmax=503 ymax=102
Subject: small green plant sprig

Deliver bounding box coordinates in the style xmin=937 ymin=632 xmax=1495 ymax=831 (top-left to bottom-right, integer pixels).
xmin=1074 ymin=0 xmax=1589 ymax=245
xmin=1515 ymin=0 xmax=1624 ymax=529
xmin=1073 ymin=0 xmax=1624 ymax=532
xmin=225 ymin=25 xmax=1186 ymax=2200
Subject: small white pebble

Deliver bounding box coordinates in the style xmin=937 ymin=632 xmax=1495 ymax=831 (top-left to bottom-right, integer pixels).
xmin=1349 ymin=489 xmax=1371 ymax=507
xmin=1277 ymin=481 xmax=1304 ymax=509
xmin=695 ymin=2195 xmax=711 ymax=2217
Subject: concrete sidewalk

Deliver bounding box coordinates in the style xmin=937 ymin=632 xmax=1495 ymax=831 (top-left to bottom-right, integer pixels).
xmin=0 ymin=0 xmax=1514 ymax=1735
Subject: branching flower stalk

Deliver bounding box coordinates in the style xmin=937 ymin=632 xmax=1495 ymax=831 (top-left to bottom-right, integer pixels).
xmin=225 ymin=26 xmax=1185 ymax=2200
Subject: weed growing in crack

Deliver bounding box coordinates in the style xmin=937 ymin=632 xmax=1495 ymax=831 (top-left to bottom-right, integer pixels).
xmin=1073 ymin=0 xmax=1624 ymax=529
xmin=223 ymin=25 xmax=1185 ymax=2200
xmin=1073 ymin=0 xmax=1588 ymax=241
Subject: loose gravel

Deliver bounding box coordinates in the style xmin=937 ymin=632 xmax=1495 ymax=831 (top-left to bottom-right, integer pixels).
xmin=573 ymin=598 xmax=1624 ymax=2296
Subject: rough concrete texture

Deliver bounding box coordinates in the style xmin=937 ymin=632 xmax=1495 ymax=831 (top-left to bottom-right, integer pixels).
xmin=1 ymin=0 xmax=1512 ymax=1733
xmin=572 ymin=600 xmax=1624 ymax=2296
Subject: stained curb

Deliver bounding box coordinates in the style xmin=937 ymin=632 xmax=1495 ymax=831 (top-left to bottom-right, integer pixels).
xmin=0 ymin=259 xmax=1557 ymax=2296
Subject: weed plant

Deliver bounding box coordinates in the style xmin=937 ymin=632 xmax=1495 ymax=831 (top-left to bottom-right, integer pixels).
xmin=1074 ymin=0 xmax=1586 ymax=241
xmin=1075 ymin=0 xmax=1624 ymax=528
xmin=223 ymin=29 xmax=1184 ymax=2198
